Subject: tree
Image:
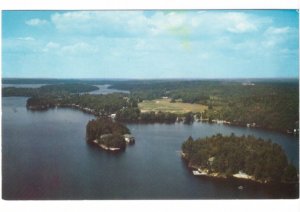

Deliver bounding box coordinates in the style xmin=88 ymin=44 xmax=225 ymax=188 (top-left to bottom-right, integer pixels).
xmin=184 ymin=112 xmax=194 ymax=124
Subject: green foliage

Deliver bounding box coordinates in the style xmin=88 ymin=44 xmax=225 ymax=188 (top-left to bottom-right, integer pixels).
xmin=26 ymin=93 xmax=130 ymax=115
xmin=3 ymin=83 xmax=98 ymax=97
xmin=2 ymin=87 xmax=38 ymax=97
xmin=62 ymin=93 xmax=129 ymax=115
xmin=183 ymin=112 xmax=194 ymax=124
xmin=139 ymin=111 xmax=177 ymax=123
xmin=86 ymin=118 xmax=130 ymax=143
xmin=116 ymin=108 xmax=178 ymax=123
xmin=100 ymin=133 xmax=126 ymax=149
xmin=26 ymin=97 xmax=56 ymax=110
xmin=116 ymin=107 xmax=141 ymax=122
xmin=3 ymin=79 xmax=299 ymax=132
xmin=111 ymin=79 xmax=299 ymax=133
xmin=182 ymin=134 xmax=298 ymax=183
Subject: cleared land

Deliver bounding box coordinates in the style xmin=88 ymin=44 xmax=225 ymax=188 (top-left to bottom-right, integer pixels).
xmin=138 ymin=99 xmax=208 ymax=114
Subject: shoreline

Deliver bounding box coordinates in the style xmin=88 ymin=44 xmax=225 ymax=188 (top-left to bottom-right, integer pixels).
xmin=189 ymin=166 xmax=269 ymax=184
xmin=25 ymin=102 xmax=298 ymax=137
xmin=91 ymin=139 xmax=123 ymax=152
xmin=182 ymin=152 xmax=298 ymax=185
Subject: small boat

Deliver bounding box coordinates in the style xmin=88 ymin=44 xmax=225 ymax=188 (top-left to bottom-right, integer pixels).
xmin=238 ymin=186 xmax=244 ymax=190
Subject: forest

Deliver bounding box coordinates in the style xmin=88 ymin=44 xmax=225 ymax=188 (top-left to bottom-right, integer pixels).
xmin=3 ymin=83 xmax=99 ymax=97
xmin=181 ymin=134 xmax=298 ymax=183
xmin=110 ymin=79 xmax=299 ymax=133
xmin=86 ymin=118 xmax=130 ymax=150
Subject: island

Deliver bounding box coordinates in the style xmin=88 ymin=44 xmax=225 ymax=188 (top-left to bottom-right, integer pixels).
xmin=86 ymin=118 xmax=135 ymax=152
xmin=181 ymin=134 xmax=298 ymax=184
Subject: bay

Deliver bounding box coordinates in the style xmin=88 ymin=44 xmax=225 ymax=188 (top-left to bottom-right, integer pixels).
xmin=2 ymin=97 xmax=299 ymax=199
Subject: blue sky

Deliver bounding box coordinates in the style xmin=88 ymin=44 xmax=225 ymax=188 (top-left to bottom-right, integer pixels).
xmin=2 ymin=10 xmax=299 ymax=79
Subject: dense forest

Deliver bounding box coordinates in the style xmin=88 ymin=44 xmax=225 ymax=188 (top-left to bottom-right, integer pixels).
xmin=116 ymin=108 xmax=180 ymax=123
xmin=26 ymin=93 xmax=132 ymax=115
xmin=3 ymin=83 xmax=99 ymax=97
xmin=11 ymin=83 xmax=188 ymax=123
xmin=181 ymin=134 xmax=298 ymax=183
xmin=2 ymin=79 xmax=299 ymax=133
xmin=26 ymin=97 xmax=57 ymax=110
xmin=86 ymin=118 xmax=130 ymax=150
xmin=110 ymin=79 xmax=299 ymax=133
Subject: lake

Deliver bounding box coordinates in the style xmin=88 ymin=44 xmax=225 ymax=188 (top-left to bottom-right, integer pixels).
xmin=2 ymin=97 xmax=299 ymax=199
xmin=87 ymin=84 xmax=130 ymax=95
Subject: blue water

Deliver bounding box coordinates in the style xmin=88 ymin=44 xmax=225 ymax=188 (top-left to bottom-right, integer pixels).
xmin=88 ymin=84 xmax=129 ymax=95
xmin=2 ymin=97 xmax=299 ymax=199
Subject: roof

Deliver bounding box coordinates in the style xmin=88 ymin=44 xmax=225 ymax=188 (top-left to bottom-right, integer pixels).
xmin=123 ymin=134 xmax=134 ymax=138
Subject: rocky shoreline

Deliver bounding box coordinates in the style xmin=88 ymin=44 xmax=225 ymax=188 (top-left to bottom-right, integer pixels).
xmin=182 ymin=152 xmax=271 ymax=184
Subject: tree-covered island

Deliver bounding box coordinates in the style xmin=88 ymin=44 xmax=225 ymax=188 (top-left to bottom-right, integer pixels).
xmin=181 ymin=134 xmax=298 ymax=184
xmin=86 ymin=118 xmax=135 ymax=151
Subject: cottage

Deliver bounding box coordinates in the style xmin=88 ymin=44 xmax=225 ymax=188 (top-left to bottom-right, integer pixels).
xmin=123 ymin=134 xmax=135 ymax=144
xmin=208 ymin=156 xmax=215 ymax=166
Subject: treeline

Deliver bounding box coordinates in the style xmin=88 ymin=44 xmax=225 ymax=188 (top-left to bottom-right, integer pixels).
xmin=86 ymin=118 xmax=130 ymax=149
xmin=26 ymin=97 xmax=56 ymax=110
xmin=26 ymin=93 xmax=195 ymax=124
xmin=116 ymin=108 xmax=176 ymax=123
xmin=2 ymin=78 xmax=117 ymax=85
xmin=3 ymin=80 xmax=299 ymax=133
xmin=60 ymin=94 xmax=135 ymax=115
xmin=112 ymin=80 xmax=218 ymax=103
xmin=2 ymin=83 xmax=99 ymax=97
xmin=110 ymin=79 xmax=299 ymax=133
xmin=26 ymin=93 xmax=133 ymax=115
xmin=181 ymin=134 xmax=298 ymax=183
xmin=115 ymin=108 xmax=194 ymax=124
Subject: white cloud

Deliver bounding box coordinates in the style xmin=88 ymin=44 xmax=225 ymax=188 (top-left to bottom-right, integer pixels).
xmin=43 ymin=42 xmax=60 ymax=52
xmin=25 ymin=18 xmax=48 ymax=26
xmin=17 ymin=37 xmax=35 ymax=41
xmin=50 ymin=11 xmax=272 ymax=38
xmin=42 ymin=41 xmax=98 ymax=55
xmin=262 ymin=26 xmax=297 ymax=48
xmin=2 ymin=37 xmax=41 ymax=54
xmin=224 ymin=12 xmax=258 ymax=33
xmin=51 ymin=11 xmax=148 ymax=36
xmin=265 ymin=26 xmax=291 ymax=35
xmin=61 ymin=42 xmax=98 ymax=55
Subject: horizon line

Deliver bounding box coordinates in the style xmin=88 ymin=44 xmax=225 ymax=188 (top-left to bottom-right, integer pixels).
xmin=2 ymin=77 xmax=299 ymax=80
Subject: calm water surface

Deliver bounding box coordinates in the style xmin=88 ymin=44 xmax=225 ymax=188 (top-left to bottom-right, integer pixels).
xmin=87 ymin=84 xmax=129 ymax=95
xmin=2 ymin=97 xmax=299 ymax=199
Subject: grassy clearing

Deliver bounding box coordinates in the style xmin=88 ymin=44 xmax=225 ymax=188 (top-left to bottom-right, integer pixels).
xmin=138 ymin=99 xmax=208 ymax=114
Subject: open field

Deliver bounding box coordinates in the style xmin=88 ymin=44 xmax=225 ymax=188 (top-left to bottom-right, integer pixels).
xmin=138 ymin=99 xmax=208 ymax=114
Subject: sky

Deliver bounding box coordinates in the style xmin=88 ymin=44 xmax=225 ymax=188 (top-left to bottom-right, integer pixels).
xmin=2 ymin=10 xmax=299 ymax=79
